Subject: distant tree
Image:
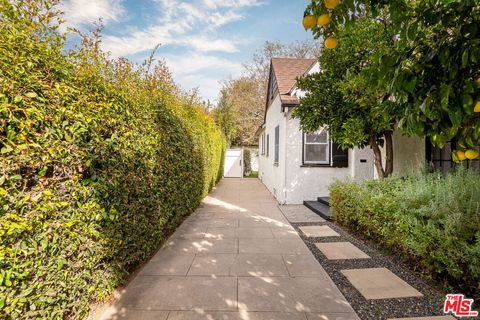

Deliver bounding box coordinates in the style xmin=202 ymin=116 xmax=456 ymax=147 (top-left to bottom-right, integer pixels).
xmin=216 ymin=40 xmax=320 ymax=146
xmin=294 ymin=16 xmax=399 ymax=178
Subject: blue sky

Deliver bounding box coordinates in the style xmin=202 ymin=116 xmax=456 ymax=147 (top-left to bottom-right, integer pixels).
xmin=60 ymin=0 xmax=314 ymax=102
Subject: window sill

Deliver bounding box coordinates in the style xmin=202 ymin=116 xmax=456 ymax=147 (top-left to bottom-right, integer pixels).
xmin=301 ymin=164 xmax=331 ymax=167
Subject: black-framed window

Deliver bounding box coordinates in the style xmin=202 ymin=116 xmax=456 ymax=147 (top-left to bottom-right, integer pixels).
xmin=426 ymin=139 xmax=479 ymax=174
xmin=303 ymin=128 xmax=330 ymax=164
xmin=266 ymin=134 xmax=269 ymax=157
xmin=274 ymin=126 xmax=279 ymax=164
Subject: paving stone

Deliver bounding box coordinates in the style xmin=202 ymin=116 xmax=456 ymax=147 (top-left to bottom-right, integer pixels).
xmin=239 ymin=239 xmax=310 ymax=254
xmin=271 ymin=228 xmax=299 ymax=238
xmin=238 ymin=277 xmax=354 ymax=313
xmin=230 ymin=254 xmax=289 ymax=277
xmin=171 ymin=224 xmax=208 ymax=239
xmin=341 ymin=268 xmax=423 ymax=299
xmin=387 ymin=317 xmax=456 ymax=320
xmin=306 ymin=313 xmax=360 ymax=320
xmin=239 ymin=217 xmax=291 ymax=229
xmin=117 ymin=276 xmax=237 ymax=310
xmin=279 ymin=205 xmax=325 ymax=223
xmin=162 ymin=238 xmax=238 ymax=254
xmin=167 ymin=311 xmax=308 ymax=320
xmin=139 ymin=251 xmax=195 ymax=276
xmin=97 ymin=309 xmax=169 ymax=320
xmin=205 ymin=227 xmax=237 ymax=239
xmin=283 ymin=254 xmax=331 ymax=278
xmin=236 ymin=227 xmax=275 ymax=238
xmin=188 ymin=254 xmax=237 ymax=275
xmin=315 ymin=242 xmax=370 ymax=260
xmin=299 ymin=226 xmax=340 ymax=237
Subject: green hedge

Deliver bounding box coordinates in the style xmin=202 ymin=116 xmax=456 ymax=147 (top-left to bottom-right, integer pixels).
xmin=330 ymin=168 xmax=480 ymax=297
xmin=0 ymin=1 xmax=225 ymax=319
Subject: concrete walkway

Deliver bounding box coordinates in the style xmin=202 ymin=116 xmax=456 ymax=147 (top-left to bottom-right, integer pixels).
xmin=97 ymin=179 xmax=358 ymax=320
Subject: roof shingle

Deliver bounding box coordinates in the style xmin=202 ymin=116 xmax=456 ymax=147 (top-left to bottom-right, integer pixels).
xmin=271 ymin=58 xmax=317 ymax=100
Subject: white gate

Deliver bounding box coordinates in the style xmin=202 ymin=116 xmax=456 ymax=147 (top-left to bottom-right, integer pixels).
xmin=224 ymin=149 xmax=243 ymax=178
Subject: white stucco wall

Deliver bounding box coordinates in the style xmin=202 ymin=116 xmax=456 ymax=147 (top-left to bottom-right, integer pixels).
xmin=283 ymin=111 xmax=351 ymax=204
xmin=375 ymin=130 xmax=425 ymax=178
xmin=258 ymin=95 xmax=286 ymax=203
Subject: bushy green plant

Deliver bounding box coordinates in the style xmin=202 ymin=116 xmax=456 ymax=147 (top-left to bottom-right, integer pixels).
xmin=243 ymin=149 xmax=251 ymax=177
xmin=330 ymin=168 xmax=480 ymax=297
xmin=0 ymin=1 xmax=225 ymax=319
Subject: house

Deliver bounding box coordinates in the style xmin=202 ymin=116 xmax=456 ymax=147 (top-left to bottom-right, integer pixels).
xmin=257 ymin=58 xmax=426 ymax=205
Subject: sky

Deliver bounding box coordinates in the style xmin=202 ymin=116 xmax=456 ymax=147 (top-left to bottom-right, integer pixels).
xmin=59 ymin=0 xmax=314 ymax=102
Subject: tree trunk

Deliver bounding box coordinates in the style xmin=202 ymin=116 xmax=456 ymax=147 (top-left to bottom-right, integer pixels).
xmin=384 ymin=131 xmax=394 ymax=177
xmin=369 ymin=133 xmax=385 ymax=179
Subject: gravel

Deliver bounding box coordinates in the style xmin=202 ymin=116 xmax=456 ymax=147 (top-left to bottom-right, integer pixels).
xmin=290 ymin=220 xmax=453 ymax=320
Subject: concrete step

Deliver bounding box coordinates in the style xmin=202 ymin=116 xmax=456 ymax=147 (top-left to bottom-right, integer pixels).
xmin=304 ymin=201 xmax=331 ymax=220
xmin=317 ymin=197 xmax=330 ymax=206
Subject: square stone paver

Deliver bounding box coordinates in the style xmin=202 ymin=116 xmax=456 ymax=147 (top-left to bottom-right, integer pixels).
xmin=167 ymin=311 xmax=307 ymax=320
xmin=238 ymin=277 xmax=354 ymax=313
xmin=271 ymin=228 xmax=299 ymax=238
xmin=341 ymin=268 xmax=423 ymax=299
xmin=118 ymin=276 xmax=237 ymax=310
xmin=299 ymin=226 xmax=340 ymax=237
xmin=316 ymin=242 xmax=370 ymax=260
xmin=283 ymin=254 xmax=330 ymax=278
xmin=188 ymin=254 xmax=237 ymax=275
xmin=236 ymin=227 xmax=274 ymax=238
xmin=162 ymin=238 xmax=238 ymax=254
xmin=230 ymin=254 xmax=289 ymax=277
xmin=279 ymin=205 xmax=326 ymax=223
xmin=239 ymin=239 xmax=309 ymax=254
xmin=139 ymin=251 xmax=195 ymax=276
xmin=204 ymin=227 xmax=236 ymax=239
xmin=98 ymin=310 xmax=169 ymax=320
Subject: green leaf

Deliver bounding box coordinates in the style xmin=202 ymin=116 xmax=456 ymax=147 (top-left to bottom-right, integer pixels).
xmin=1 ymin=145 xmax=13 ymax=154
xmin=461 ymin=50 xmax=469 ymax=68
xmin=0 ymin=188 xmax=6 ymax=196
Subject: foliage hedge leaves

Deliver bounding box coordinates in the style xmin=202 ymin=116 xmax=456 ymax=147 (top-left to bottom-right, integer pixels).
xmin=330 ymin=168 xmax=480 ymax=298
xmin=0 ymin=1 xmax=225 ymax=318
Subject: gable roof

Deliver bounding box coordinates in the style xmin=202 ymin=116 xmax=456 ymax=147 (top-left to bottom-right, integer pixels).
xmin=270 ymin=57 xmax=317 ymax=105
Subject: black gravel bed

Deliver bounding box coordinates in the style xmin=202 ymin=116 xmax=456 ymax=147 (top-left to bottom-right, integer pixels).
xmin=290 ymin=221 xmax=454 ymax=320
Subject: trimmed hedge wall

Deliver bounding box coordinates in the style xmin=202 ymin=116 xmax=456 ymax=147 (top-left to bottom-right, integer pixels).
xmin=0 ymin=1 xmax=225 ymax=319
xmin=330 ymin=168 xmax=480 ymax=298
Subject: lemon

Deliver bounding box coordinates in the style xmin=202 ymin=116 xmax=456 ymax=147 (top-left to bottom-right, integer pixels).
xmin=317 ymin=14 xmax=330 ymax=27
xmin=456 ymin=150 xmax=467 ymax=161
xmin=475 ymin=77 xmax=480 ymax=88
xmin=303 ymin=15 xmax=317 ymax=29
xmin=325 ymin=37 xmax=337 ymax=49
xmin=474 ymin=100 xmax=480 ymax=113
xmin=325 ymin=0 xmax=339 ymax=9
xmin=465 ymin=149 xmax=479 ymax=160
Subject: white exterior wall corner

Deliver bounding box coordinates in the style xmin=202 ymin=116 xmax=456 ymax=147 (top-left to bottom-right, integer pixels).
xmin=375 ymin=130 xmax=425 ymax=178
xmin=258 ymin=94 xmax=286 ymax=203
xmin=284 ymin=110 xmax=351 ymax=204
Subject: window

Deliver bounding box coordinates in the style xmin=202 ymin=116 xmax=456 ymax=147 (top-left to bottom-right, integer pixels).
xmin=274 ymin=126 xmax=279 ymax=164
xmin=266 ymin=134 xmax=269 ymax=157
xmin=304 ymin=128 xmax=329 ymax=164
xmin=427 ymin=139 xmax=479 ymax=175
xmin=261 ymin=133 xmax=265 ymax=155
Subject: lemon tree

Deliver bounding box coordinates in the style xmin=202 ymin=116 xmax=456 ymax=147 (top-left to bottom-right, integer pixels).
xmin=294 ymin=17 xmax=399 ymax=178
xmin=304 ymin=0 xmax=480 ymax=158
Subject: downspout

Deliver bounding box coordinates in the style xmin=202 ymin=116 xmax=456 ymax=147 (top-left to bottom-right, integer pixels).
xmin=281 ymin=107 xmax=289 ymax=204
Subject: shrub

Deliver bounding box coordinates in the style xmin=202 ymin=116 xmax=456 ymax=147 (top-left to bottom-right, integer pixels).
xmin=330 ymin=168 xmax=480 ymax=297
xmin=0 ymin=1 xmax=225 ymax=319
xmin=243 ymin=149 xmax=251 ymax=177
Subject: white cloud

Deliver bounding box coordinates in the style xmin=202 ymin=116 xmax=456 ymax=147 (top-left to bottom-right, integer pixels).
xmin=203 ymin=0 xmax=262 ymax=9
xmin=59 ymin=0 xmax=125 ymax=27
xmin=163 ymin=53 xmax=242 ymax=101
